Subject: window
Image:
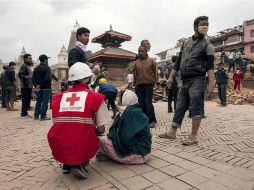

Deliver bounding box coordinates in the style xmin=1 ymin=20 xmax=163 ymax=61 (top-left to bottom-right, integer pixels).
xmin=251 ymin=30 xmax=254 ymax=37
xmin=251 ymin=45 xmax=254 ymax=53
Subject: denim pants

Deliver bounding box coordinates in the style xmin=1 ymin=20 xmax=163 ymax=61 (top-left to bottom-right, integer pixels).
xmin=34 ymin=89 xmax=51 ymax=118
xmin=172 ymin=77 xmax=206 ymax=128
xmin=135 ymin=84 xmax=156 ymax=123
xmin=21 ymin=88 xmax=32 ymax=116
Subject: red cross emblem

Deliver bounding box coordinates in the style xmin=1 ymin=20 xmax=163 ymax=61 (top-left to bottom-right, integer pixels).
xmin=66 ymin=93 xmax=80 ymax=106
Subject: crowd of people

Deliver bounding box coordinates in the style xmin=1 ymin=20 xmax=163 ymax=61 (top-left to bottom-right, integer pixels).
xmin=0 ymin=15 xmax=251 ymax=180
xmin=46 ymin=15 xmax=217 ymax=179
xmin=0 ymin=53 xmax=57 ymax=120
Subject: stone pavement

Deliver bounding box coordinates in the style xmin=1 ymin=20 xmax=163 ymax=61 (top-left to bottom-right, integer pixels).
xmin=0 ymin=101 xmax=254 ymax=190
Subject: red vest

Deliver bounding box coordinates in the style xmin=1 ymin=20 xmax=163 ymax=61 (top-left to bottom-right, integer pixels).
xmin=47 ymin=83 xmax=105 ymax=165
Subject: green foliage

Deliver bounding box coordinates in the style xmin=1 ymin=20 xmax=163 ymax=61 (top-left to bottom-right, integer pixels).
xmin=126 ymin=61 xmax=135 ymax=72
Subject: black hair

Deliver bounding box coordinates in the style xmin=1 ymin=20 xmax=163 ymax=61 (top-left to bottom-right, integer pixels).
xmin=194 ymin=16 xmax=208 ymax=26
xmin=23 ymin=54 xmax=31 ymax=61
xmin=171 ymin=55 xmax=178 ymax=63
xmin=141 ymin=39 xmax=149 ymax=45
xmin=9 ymin=61 xmax=16 ymax=67
xmin=3 ymin=65 xmax=8 ymax=70
xmin=76 ymin=27 xmax=90 ymax=40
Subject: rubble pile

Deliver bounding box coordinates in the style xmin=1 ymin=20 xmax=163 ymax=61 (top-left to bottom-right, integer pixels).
xmin=226 ymin=77 xmax=254 ymax=105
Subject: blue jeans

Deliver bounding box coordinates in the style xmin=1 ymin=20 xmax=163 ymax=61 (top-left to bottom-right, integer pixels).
xmin=135 ymin=84 xmax=156 ymax=124
xmin=172 ymin=77 xmax=206 ymax=128
xmin=34 ymin=89 xmax=51 ymax=118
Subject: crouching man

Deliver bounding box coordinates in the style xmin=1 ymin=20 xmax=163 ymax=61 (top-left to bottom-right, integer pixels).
xmin=48 ymin=62 xmax=109 ymax=179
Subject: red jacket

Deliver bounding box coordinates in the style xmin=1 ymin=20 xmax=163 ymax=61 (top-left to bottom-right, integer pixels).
xmin=233 ymin=71 xmax=243 ymax=82
xmin=48 ymin=83 xmax=105 ymax=165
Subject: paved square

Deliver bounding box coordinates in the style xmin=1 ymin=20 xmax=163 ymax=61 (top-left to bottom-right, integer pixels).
xmin=0 ymin=101 xmax=254 ymax=189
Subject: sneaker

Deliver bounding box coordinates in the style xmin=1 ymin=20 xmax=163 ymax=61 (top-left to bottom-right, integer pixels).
xmin=21 ymin=115 xmax=33 ymax=119
xmin=182 ymin=136 xmax=198 ymax=146
xmin=34 ymin=116 xmax=39 ymax=120
xmin=149 ymin=122 xmax=157 ymax=128
xmin=158 ymin=132 xmax=176 ymax=139
xmin=72 ymin=165 xmax=88 ymax=179
xmin=62 ymin=164 xmax=71 ymax=174
xmin=40 ymin=116 xmax=51 ymax=121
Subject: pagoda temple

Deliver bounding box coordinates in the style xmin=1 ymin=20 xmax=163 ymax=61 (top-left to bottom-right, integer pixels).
xmin=88 ymin=25 xmax=136 ymax=80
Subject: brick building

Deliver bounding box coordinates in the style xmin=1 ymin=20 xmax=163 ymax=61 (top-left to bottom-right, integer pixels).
xmin=244 ymin=19 xmax=254 ymax=59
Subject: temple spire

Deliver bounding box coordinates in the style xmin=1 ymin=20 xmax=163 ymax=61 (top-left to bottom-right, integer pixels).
xmin=72 ymin=19 xmax=80 ymax=32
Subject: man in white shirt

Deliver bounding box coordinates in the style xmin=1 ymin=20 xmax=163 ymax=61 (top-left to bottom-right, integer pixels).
xmin=127 ymin=71 xmax=134 ymax=88
xmin=228 ymin=51 xmax=236 ymax=73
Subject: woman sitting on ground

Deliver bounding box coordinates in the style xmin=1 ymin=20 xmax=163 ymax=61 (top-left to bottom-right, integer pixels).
xmin=96 ymin=89 xmax=152 ymax=164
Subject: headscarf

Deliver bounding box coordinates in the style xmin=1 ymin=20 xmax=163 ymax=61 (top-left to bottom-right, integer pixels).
xmin=108 ymin=91 xmax=151 ymax=157
xmin=121 ymin=89 xmax=138 ymax=106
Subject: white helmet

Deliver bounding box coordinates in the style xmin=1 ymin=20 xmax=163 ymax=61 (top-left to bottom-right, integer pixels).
xmin=68 ymin=62 xmax=93 ymax=81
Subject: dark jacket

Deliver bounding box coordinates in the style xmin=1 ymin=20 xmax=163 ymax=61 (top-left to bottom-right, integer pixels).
xmin=4 ymin=67 xmax=16 ymax=88
xmin=175 ymin=36 xmax=215 ymax=80
xmin=216 ymin=68 xmax=228 ymax=85
xmin=68 ymin=45 xmax=87 ymax=68
xmin=99 ymin=84 xmax=117 ymax=94
xmin=18 ymin=62 xmax=32 ymax=88
xmin=0 ymin=71 xmax=6 ymax=88
xmin=32 ymin=63 xmax=51 ymax=89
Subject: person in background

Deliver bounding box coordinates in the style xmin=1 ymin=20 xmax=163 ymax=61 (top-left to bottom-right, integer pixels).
xmin=90 ymin=64 xmax=101 ymax=89
xmin=167 ymin=56 xmax=180 ymax=113
xmin=215 ymin=63 xmax=228 ymax=106
xmin=242 ymin=58 xmax=248 ymax=75
xmin=5 ymin=62 xmax=18 ymax=111
xmin=0 ymin=65 xmax=9 ymax=108
xmin=68 ymin=27 xmax=90 ymax=68
xmin=18 ymin=54 xmax=33 ymax=118
xmin=134 ymin=45 xmax=158 ymax=128
xmin=135 ymin=40 xmax=151 ymax=60
xmin=48 ymin=62 xmax=108 ymax=179
xmin=96 ymin=78 xmax=118 ymax=119
xmin=233 ymin=68 xmax=243 ymax=92
xmin=60 ymin=79 xmax=68 ymax=92
xmin=32 ymin=54 xmax=51 ymax=120
xmin=228 ymin=51 xmax=235 ymax=73
xmin=126 ymin=70 xmax=134 ymax=89
xmin=96 ymin=89 xmax=152 ymax=164
xmin=235 ymin=50 xmax=242 ymax=70
xmin=164 ymin=61 xmax=171 ymax=79
xmin=220 ymin=51 xmax=228 ymax=65
xmin=49 ymin=70 xmax=59 ymax=109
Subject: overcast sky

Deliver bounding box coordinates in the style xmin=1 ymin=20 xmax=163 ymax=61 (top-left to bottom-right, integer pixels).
xmin=0 ymin=0 xmax=253 ymax=64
